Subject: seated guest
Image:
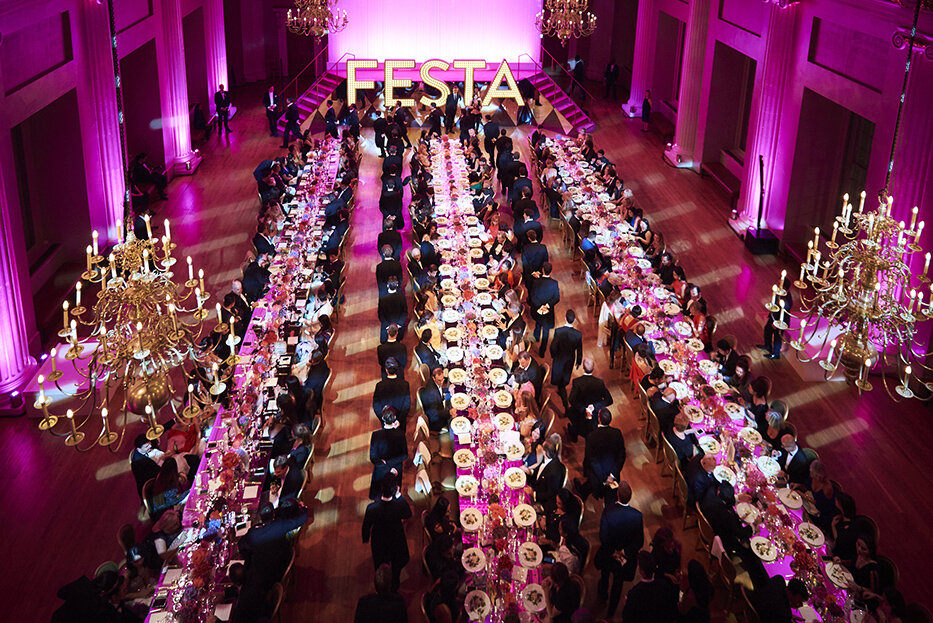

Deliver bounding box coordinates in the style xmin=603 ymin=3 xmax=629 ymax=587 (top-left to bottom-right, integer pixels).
xmin=829 ymin=492 xmax=859 ymax=565
xmin=424 ymin=497 xmax=460 ymax=542
xmin=545 ymin=562 xmax=581 ymax=623
xmin=713 ymin=338 xmax=739 ymax=379
xmin=620 ymin=551 xmax=678 ymax=623
xmin=511 ymin=350 xmax=545 ymax=402
xmin=242 ymin=254 xmax=272 ymax=303
xmin=424 ymin=533 xmax=462 ymax=582
xmin=744 ymin=376 xmax=772 ymax=429
xmin=684 ymin=455 xmax=717 ymax=505
xmin=323 ymin=208 xmax=351 ymax=254
xmin=239 ymin=498 xmax=308 ymax=590
xmin=753 ymin=577 xmax=809 ymax=623
xmin=655 ymin=252 xmax=678 ymax=286
xmin=271 ymin=454 xmax=304 ymax=499
xmin=378 ymin=279 xmax=408 ymax=343
xmin=149 ymin=459 xmax=189 ymax=518
xmin=699 ymin=482 xmax=752 ymax=556
xmin=779 ymin=433 xmax=811 ymax=485
xmin=424 ymin=569 xmax=462 ymax=623
xmin=288 ymin=423 xmax=314 ymax=469
xmin=373 ymin=358 xmax=411 ymax=425
xmin=641 ymin=365 xmax=669 ymax=398
xmin=419 ymin=366 xmax=451 ymax=432
xmin=678 ymin=560 xmax=713 ymax=623
xmin=407 ymin=247 xmax=424 ymax=283
xmin=554 ymin=515 xmax=589 ymax=575
xmin=619 ymin=305 xmax=642 ymax=333
xmin=130 ymin=434 xmax=164 ymax=499
xmin=302 ymin=349 xmax=329 ymax=417
xmin=369 ymin=406 xmax=408 ymax=500
xmin=796 ymin=460 xmax=838 ymax=533
xmin=415 ymin=329 xmax=442 ymax=369
xmin=760 ymin=408 xmax=788 ymax=451
xmin=649 ymin=386 xmax=679 ymax=434
xmin=624 ymin=323 xmax=654 ymax=354
xmin=649 ymin=527 xmax=682 ymax=579
xmin=252 ymin=222 xmax=276 ymax=256
xmin=354 ymin=564 xmax=408 ymax=623
xmin=664 ymin=413 xmax=700 ymax=468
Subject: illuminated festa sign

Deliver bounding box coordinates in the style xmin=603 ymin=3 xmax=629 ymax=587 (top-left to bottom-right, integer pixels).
xmin=347 ymin=59 xmax=525 ymax=108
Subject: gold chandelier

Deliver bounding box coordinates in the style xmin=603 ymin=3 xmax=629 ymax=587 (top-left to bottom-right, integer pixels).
xmin=777 ymin=191 xmax=932 ymax=400
xmin=287 ymin=0 xmax=349 ymax=39
xmin=35 ymin=218 xmax=235 ymax=450
xmin=535 ymin=0 xmax=597 ymax=46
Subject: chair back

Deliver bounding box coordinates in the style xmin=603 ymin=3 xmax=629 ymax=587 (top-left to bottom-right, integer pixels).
xmin=645 ymin=402 xmax=660 ymax=446
xmin=740 ymin=585 xmax=759 ymax=623
xmin=905 ymin=603 xmax=933 ymax=623
xmin=414 ymin=441 xmax=432 ymax=467
xmin=569 ymin=574 xmax=586 ymax=609
xmin=854 ymin=514 xmax=881 ymax=547
xmin=876 ymin=554 xmax=900 ymax=590
xmin=661 ymin=435 xmax=678 ymax=474
xmin=141 ymin=478 xmax=155 ymax=518
xmin=268 ymin=582 xmax=285 ymax=621
xmin=414 ymin=468 xmax=433 ymax=497
xmin=696 ymin=506 xmax=715 ymax=554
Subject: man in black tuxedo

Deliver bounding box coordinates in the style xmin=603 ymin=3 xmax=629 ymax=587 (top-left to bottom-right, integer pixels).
xmin=239 ymin=499 xmax=308 ymax=590
xmin=595 ymin=482 xmax=643 ymax=618
xmin=369 ymin=406 xmax=408 ymax=499
xmin=383 ymin=146 xmax=402 ymax=176
xmin=347 ymin=103 xmax=361 ymax=138
xmin=380 ymin=177 xmax=404 ymax=230
xmin=754 ymin=576 xmax=809 ymax=623
xmin=527 ymin=437 xmax=566 ymax=508
xmin=419 ymin=366 xmax=451 ymax=432
xmin=511 ymin=350 xmax=545 ymax=402
xmin=521 ymin=230 xmax=548 ymax=284
xmin=549 ymin=309 xmax=583 ymax=409
xmin=513 ymin=212 xmax=544 ymax=252
xmin=377 ymin=217 xmax=403 ymax=260
xmin=229 ymin=279 xmax=253 ymax=323
xmin=263 ymin=85 xmax=280 ymax=136
xmin=713 ymin=338 xmax=739 ymax=379
xmin=495 ymin=129 xmax=513 ymax=169
xmin=576 ymin=408 xmax=626 ymax=501
xmin=427 ymin=103 xmax=442 ymax=138
xmin=567 ymin=358 xmax=613 ymax=441
xmin=415 ymin=330 xmax=442 ymax=369
xmin=376 ymin=245 xmax=404 ymax=297
xmin=483 ymin=115 xmax=499 ymax=167
xmin=620 ymin=551 xmax=678 ymax=623
xmin=282 ymin=98 xmax=301 ymax=148
xmin=378 ymin=279 xmax=408 ymax=343
xmin=391 ymin=101 xmax=412 ymax=148
xmin=444 ymin=86 xmax=459 ymax=133
xmin=252 ymin=223 xmax=275 ymax=256
xmin=377 ymin=324 xmax=407 ymax=379
xmin=353 ymin=564 xmax=408 ymax=623
xmin=699 ymin=481 xmax=753 ymax=557
xmin=529 ymin=262 xmax=560 ymax=356
xmin=324 ymin=100 xmax=338 ymax=139
xmin=242 ymin=255 xmax=272 ymax=303
xmin=372 ymin=357 xmax=411 ymax=424
xmin=323 ymin=209 xmax=350 ymax=254
xmin=302 ymin=349 xmax=329 ymax=417
xmin=779 ymin=433 xmax=810 ymax=485
xmin=362 ymin=478 xmax=412 ymax=592
xmin=685 ymin=455 xmax=718 ymax=505
xmin=604 ymin=60 xmax=620 ymax=100
xmin=271 ymin=455 xmax=304 ymax=499
xmin=500 ymin=152 xmax=521 ymax=197
xmin=510 ymin=165 xmax=533 ymax=204
xmin=648 ymin=387 xmax=680 ymax=435
xmin=373 ymin=112 xmax=389 ymax=158
xmin=512 ymin=185 xmax=539 ymax=221
xmin=214 ymin=84 xmax=232 ymax=134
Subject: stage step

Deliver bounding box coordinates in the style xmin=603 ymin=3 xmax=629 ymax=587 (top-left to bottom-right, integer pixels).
xmin=528 ymin=71 xmax=595 ymax=135
xmin=277 ymin=71 xmax=343 ymax=132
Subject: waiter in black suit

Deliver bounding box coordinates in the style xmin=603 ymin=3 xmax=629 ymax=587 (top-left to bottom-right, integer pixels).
xmin=377 ymin=324 xmax=407 ymax=378
xmin=521 ymin=230 xmax=549 ymax=284
xmin=263 ymin=85 xmax=280 ymax=136
xmin=513 ymin=212 xmax=544 ymax=252
xmin=595 ymin=482 xmax=643 ymax=618
xmin=604 ymin=60 xmax=620 ymax=100
xmin=362 ymin=478 xmax=412 ymax=592
xmin=373 ymin=112 xmax=388 ymax=157
xmin=577 ymin=409 xmax=626 ymax=501
xmin=376 ymin=245 xmax=404 ymax=297
xmin=419 ymin=366 xmax=451 ymax=432
xmin=427 ymin=103 xmax=443 ymax=138
xmin=483 ymin=115 xmax=499 ymax=167
xmin=495 ymin=130 xmax=513 ymax=169
xmin=324 ymin=100 xmax=338 ymax=139
xmin=444 ymin=86 xmax=460 ymax=133
xmin=528 ymin=262 xmax=560 ymax=356
xmin=282 ymin=98 xmax=301 ymax=148
xmin=549 ymin=309 xmax=583 ymax=409
xmin=378 ymin=280 xmax=408 ymax=343
xmin=214 ymin=84 xmax=232 ymax=134
xmin=567 ymin=358 xmax=613 ymax=441
xmin=372 ymin=358 xmax=411 ymax=424
xmin=369 ymin=406 xmax=408 ymax=499
xmin=512 ymin=185 xmax=539 ymax=221
xmin=377 ymin=217 xmax=403 ymax=260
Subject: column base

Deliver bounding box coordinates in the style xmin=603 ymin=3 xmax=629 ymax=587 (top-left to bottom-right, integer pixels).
xmin=623 ymin=100 xmax=642 ymax=119
xmin=170 ymin=151 xmax=202 ymax=177
xmin=663 ymin=144 xmax=698 ymax=171
xmin=0 ymin=362 xmax=36 ymax=417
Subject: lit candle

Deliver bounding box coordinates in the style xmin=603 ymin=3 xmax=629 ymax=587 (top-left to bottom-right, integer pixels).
xmin=911 ymin=207 xmax=919 ymax=231
xmin=887 ymin=195 xmax=894 ymax=217
xmin=806 ymin=240 xmax=814 ymax=264
xmin=799 ymin=264 xmax=806 ymax=282
xmin=813 ymin=226 xmax=820 ymax=248
xmin=858 ymin=191 xmax=866 ymax=213
xmin=143 ymin=214 xmax=152 ymax=239
xmin=142 ymin=249 xmax=149 ymax=273
xmin=867 ymin=214 xmax=875 ymax=238
xmin=50 ymin=348 xmax=58 ymax=375
xmin=136 ymin=321 xmax=143 ymax=352
xmin=780 ymin=269 xmax=787 ymax=290
xmin=909 ymin=289 xmax=917 ymax=313
xmin=37 ymin=374 xmax=46 ymax=403
xmin=831 ymin=221 xmax=838 ymax=244
xmin=195 ymin=287 xmax=203 ymax=308
xmin=117 ymin=220 xmax=123 ymax=241
xmin=85 ymin=245 xmax=92 ymax=272
xmin=66 ymin=409 xmax=77 ymax=436
xmin=215 ymin=302 xmax=223 ymax=322
xmin=812 ymin=251 xmax=821 ymax=276
xmin=769 ymin=285 xmax=777 ymax=308
xmin=75 ymin=282 xmax=82 ymax=307
xmin=924 ymin=252 xmax=931 ymax=276
xmin=778 ymin=299 xmax=786 ymax=325
xmin=902 ymin=365 xmax=912 ymax=390
xmin=212 ymin=362 xmax=219 ymax=381
xmin=110 ymin=254 xmax=117 ymax=281
xmin=187 ymin=256 xmax=194 ymax=281
xmin=842 ymin=193 xmax=849 ymax=214
xmin=101 ymin=407 xmax=112 ymax=437
xmin=918 ymin=291 xmax=924 ymax=313
xmin=70 ymin=320 xmax=78 ymax=344
xmin=62 ymin=301 xmax=69 ymax=331
xmin=827 ymin=338 xmax=837 ymax=362
xmin=860 ymin=358 xmax=870 ymax=382
xmin=198 ymin=269 xmax=205 ymax=294
xmin=92 ymin=230 xmax=99 ymax=256
xmin=916 ymin=221 xmax=924 ymax=244
xmin=164 ymin=218 xmax=171 ymax=241
xmin=168 ymin=303 xmax=177 ymax=332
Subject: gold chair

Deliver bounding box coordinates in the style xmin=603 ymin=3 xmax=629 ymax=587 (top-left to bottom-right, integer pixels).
xmin=672 ymin=464 xmax=697 ymax=530
xmin=660 ymin=435 xmax=678 ymax=480
xmin=740 ymin=585 xmax=760 ymax=623
xmin=569 ymin=573 xmax=586 ymax=610
xmin=268 ymin=582 xmax=285 ymax=623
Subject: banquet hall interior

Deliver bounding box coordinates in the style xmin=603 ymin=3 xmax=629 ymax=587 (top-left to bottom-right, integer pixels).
xmin=2 ymin=0 xmax=933 ymax=621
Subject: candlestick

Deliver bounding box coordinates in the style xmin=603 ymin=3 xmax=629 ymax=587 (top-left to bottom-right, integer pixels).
xmin=99 ymin=407 xmax=118 ymax=445
xmin=859 ymin=191 xmax=866 ymax=213
xmin=799 ymin=264 xmax=806 ymax=282
xmin=85 ymin=246 xmax=92 ymax=272
xmin=164 ymin=218 xmax=171 ymax=241
xmin=75 ymin=282 xmax=82 ymax=307
xmin=64 ymin=409 xmax=84 ymax=446
xmin=38 ymin=375 xmax=46 ymax=404
xmin=142 ymin=249 xmax=149 ymax=273
xmin=909 ymin=289 xmax=917 ymax=313
xmin=117 ymin=220 xmax=123 ymax=241
xmin=92 ymin=230 xmax=99 ymax=256
xmin=195 ymin=287 xmax=202 ymax=306
xmin=842 ymin=193 xmax=849 ymax=214
xmin=916 ymin=221 xmax=924 ymax=244
xmin=778 ymin=300 xmax=786 ymax=325
xmin=867 ymin=214 xmax=875 ymax=239
xmin=910 ymin=207 xmax=919 ymax=231
xmin=806 ymin=241 xmax=814 ymax=264
xmin=187 ymin=256 xmax=194 ymax=281
xmin=168 ymin=303 xmax=178 ymax=333
xmin=136 ymin=321 xmax=144 ymax=354
xmin=769 ymin=286 xmax=776 ymax=308
xmin=198 ymin=269 xmax=205 ymax=294
xmin=861 ymin=359 xmax=869 ymax=381
xmin=813 ymin=226 xmax=820 ymax=248
xmin=110 ymin=254 xmax=117 ymax=281
xmin=779 ymin=270 xmax=787 ymax=291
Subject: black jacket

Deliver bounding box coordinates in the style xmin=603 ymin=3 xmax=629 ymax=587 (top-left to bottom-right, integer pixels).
xmin=583 ymin=425 xmax=626 ymax=486
xmin=549 ymin=325 xmax=583 ymax=385
xmin=362 ymin=496 xmax=412 ymax=565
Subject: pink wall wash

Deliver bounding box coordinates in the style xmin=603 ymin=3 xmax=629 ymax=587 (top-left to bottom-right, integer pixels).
xmin=328 ymin=0 xmax=543 ymax=65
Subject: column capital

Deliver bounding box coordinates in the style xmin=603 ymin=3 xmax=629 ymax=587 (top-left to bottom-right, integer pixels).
xmin=892 ymin=26 xmax=933 ymax=60
xmin=762 ymin=0 xmax=801 ymax=7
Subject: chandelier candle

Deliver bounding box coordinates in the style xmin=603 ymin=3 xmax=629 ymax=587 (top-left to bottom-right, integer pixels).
xmin=143 ymin=215 xmax=152 ymax=239
xmin=92 ymin=230 xmax=99 ymax=257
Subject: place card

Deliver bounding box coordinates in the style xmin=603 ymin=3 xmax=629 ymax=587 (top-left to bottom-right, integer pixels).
xmin=243 ymin=485 xmax=260 ymax=499
xmin=162 ymin=568 xmax=182 ymax=585
xmin=149 ymin=612 xmax=175 ymax=623
xmin=287 ymin=336 xmax=299 ymax=345
xmin=511 ymin=566 xmax=528 ymax=582
xmin=457 ymin=433 xmax=472 ymax=446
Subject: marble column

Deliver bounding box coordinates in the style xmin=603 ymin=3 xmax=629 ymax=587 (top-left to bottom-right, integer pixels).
xmin=156 ymin=0 xmax=201 ymax=177
xmin=75 ymin=0 xmax=126 ymax=244
xmin=735 ymin=3 xmax=803 ymax=232
xmin=203 ymin=0 xmax=230 ymax=117
xmin=664 ymin=0 xmax=711 ymax=169
xmin=625 ymin=0 xmax=657 ymax=118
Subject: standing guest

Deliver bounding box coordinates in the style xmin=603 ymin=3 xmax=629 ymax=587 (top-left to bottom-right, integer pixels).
xmin=263 ymin=85 xmax=280 ymax=136
xmin=595 ymin=482 xmax=643 ymax=618
xmin=620 ymin=551 xmax=678 ymax=623
xmin=214 ymin=84 xmax=232 ymax=134
xmin=575 ymin=408 xmax=626 ymax=501
xmin=324 ymin=100 xmax=338 ymax=139
xmin=549 ymin=309 xmax=583 ymax=409
xmin=354 ymin=564 xmax=408 ymax=623
xmin=483 ymin=115 xmax=499 ymax=167
xmin=570 ymin=55 xmax=587 ymax=99
xmin=567 ymin=358 xmax=613 ymax=441
xmin=758 ymin=289 xmax=793 ymax=360
xmin=373 ymin=112 xmax=388 ymax=158
xmin=282 ymin=98 xmax=301 ymax=148
xmin=641 ymin=90 xmax=652 ymax=132
xmin=604 ymin=60 xmax=620 ymax=100
xmin=427 ymin=103 xmax=443 ymax=138
xmin=369 ymin=406 xmax=408 ymax=499
xmin=444 ymin=86 xmax=460 ymax=133
xmin=362 ymin=478 xmax=412 ymax=592
xmin=527 ymin=435 xmax=566 ymax=509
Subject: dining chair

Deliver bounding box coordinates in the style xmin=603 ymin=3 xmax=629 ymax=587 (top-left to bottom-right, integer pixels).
xmin=695 ymin=506 xmax=715 ymax=557
xmin=140 ymin=479 xmax=155 ymax=519
xmin=414 ymin=468 xmax=433 ymax=497
xmin=660 ymin=435 xmax=678 ymax=480
xmin=673 ymin=464 xmax=697 ymax=530
xmin=268 ymin=582 xmax=285 ymax=623
xmin=636 ymin=383 xmax=650 ymax=424
xmin=905 ymin=603 xmax=933 ymax=623
xmin=421 ymin=580 xmax=440 ymax=620
xmin=281 ymin=548 xmax=297 ymax=597
xmin=644 ymin=402 xmax=660 ymax=455
xmin=569 ymin=574 xmax=586 ymax=609
xmin=421 ymin=544 xmax=432 ymax=578
xmin=876 ymin=554 xmax=900 ymax=590
xmin=854 ymin=514 xmax=881 ymax=548
xmin=437 ymin=428 xmax=455 ymax=460
xmin=572 ymin=492 xmax=586 ymax=530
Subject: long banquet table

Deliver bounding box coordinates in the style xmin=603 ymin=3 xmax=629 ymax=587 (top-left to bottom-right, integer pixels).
xmin=547 ymin=134 xmax=862 ymax=622
xmin=145 ymin=139 xmax=342 ymax=623
xmin=425 ymin=136 xmax=549 ymax=622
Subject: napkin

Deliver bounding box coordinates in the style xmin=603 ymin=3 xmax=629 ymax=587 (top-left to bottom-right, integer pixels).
xmin=457 ymin=433 xmax=472 ymax=446
xmin=149 ymin=612 xmax=175 ymax=623
xmin=214 ymin=603 xmax=233 ymax=621
xmin=243 ymin=485 xmax=260 ymax=499
xmin=511 ymin=566 xmax=528 ymax=582
xmin=162 ymin=567 xmax=182 ymax=585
